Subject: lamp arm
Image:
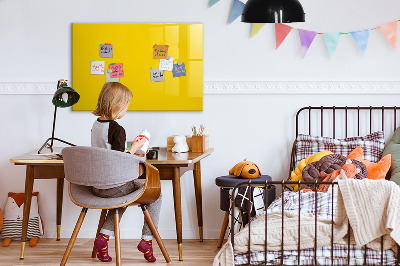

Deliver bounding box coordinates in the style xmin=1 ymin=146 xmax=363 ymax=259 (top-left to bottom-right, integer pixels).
xmin=50 ymin=105 xmax=57 ymax=148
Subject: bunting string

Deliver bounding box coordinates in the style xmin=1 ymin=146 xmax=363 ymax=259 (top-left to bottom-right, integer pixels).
xmin=209 ymin=0 xmax=399 ymax=58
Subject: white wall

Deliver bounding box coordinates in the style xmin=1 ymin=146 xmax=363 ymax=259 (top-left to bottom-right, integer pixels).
xmin=1 ymin=0 xmax=400 ymax=240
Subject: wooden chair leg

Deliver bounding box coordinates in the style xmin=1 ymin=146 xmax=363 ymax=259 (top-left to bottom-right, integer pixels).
xmin=91 ymin=209 xmax=108 ymax=258
xmin=114 ymin=210 xmax=121 ymax=266
xmin=141 ymin=205 xmax=171 ymax=263
xmin=60 ymin=208 xmax=88 ymax=266
xmin=217 ymin=211 xmax=230 ymax=248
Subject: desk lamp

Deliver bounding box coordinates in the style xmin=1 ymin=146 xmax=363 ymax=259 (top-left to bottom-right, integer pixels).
xmin=38 ymin=79 xmax=80 ymax=154
xmin=241 ymin=0 xmax=305 ymax=23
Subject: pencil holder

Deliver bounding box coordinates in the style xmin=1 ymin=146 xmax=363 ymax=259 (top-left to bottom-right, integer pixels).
xmin=191 ymin=135 xmax=209 ymax=153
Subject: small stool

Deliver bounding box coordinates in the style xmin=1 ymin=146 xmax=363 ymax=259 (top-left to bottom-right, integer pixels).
xmin=215 ymin=175 xmax=275 ymax=248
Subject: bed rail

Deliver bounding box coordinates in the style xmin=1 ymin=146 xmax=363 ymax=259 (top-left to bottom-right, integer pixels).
xmin=289 ymin=106 xmax=400 ymax=182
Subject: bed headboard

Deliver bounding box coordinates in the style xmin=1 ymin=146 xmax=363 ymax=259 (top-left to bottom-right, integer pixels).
xmin=290 ymin=106 xmax=400 ymax=179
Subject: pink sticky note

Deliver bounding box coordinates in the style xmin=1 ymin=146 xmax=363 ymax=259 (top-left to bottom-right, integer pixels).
xmin=109 ymin=63 xmax=124 ymax=78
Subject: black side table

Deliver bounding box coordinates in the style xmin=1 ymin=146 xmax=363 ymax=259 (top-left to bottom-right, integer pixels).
xmin=215 ymin=175 xmax=275 ymax=248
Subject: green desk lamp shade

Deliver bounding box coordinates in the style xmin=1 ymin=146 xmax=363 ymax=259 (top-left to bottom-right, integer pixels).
xmin=241 ymin=0 xmax=305 ymax=23
xmin=52 ymin=85 xmax=80 ymax=108
xmin=38 ymin=80 xmax=80 ymax=154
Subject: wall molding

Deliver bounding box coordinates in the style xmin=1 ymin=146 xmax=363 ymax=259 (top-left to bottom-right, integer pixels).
xmin=1 ymin=81 xmax=400 ymax=95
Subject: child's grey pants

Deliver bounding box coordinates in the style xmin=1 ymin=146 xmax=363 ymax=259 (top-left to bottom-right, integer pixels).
xmin=92 ymin=179 xmax=162 ymax=240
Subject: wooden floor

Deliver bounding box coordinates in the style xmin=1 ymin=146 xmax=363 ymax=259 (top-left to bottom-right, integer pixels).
xmin=0 ymin=239 xmax=222 ymax=265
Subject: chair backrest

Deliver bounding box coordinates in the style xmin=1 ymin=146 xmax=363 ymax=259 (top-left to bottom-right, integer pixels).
xmin=62 ymin=146 xmax=145 ymax=187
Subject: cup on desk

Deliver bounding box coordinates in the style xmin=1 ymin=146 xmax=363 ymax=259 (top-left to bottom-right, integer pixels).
xmin=146 ymin=150 xmax=158 ymax=160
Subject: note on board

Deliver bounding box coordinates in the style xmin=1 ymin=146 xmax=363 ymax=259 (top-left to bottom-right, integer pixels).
xmin=172 ymin=62 xmax=186 ymax=77
xmin=109 ymin=63 xmax=124 ymax=78
xmin=91 ymin=61 xmax=105 ymax=75
xmin=150 ymin=68 xmax=164 ymax=82
xmin=159 ymin=57 xmax=174 ymax=71
xmin=100 ymin=44 xmax=113 ymax=58
xmin=153 ymin=45 xmax=169 ymax=59
xmin=106 ymin=71 xmax=120 ymax=82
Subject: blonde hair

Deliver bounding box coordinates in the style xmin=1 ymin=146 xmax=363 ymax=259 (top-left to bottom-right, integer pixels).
xmin=93 ymin=82 xmax=133 ymax=120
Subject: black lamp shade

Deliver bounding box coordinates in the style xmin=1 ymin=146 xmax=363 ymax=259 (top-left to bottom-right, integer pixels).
xmin=52 ymin=85 xmax=80 ymax=108
xmin=241 ymin=0 xmax=305 ymax=23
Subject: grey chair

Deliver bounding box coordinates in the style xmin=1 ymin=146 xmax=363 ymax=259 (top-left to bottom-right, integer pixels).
xmin=60 ymin=146 xmax=171 ymax=265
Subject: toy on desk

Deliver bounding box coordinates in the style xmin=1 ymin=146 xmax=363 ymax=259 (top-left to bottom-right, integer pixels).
xmin=1 ymin=192 xmax=44 ymax=247
xmin=172 ymin=135 xmax=189 ymax=153
xmin=135 ymin=129 xmax=150 ymax=155
xmin=229 ymin=159 xmax=261 ymax=179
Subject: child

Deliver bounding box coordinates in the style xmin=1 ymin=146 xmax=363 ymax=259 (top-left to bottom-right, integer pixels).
xmin=91 ymin=82 xmax=162 ymax=263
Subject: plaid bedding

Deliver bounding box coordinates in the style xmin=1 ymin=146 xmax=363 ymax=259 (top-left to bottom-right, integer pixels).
xmin=294 ymin=131 xmax=385 ymax=166
xmin=234 ymin=191 xmax=397 ymax=265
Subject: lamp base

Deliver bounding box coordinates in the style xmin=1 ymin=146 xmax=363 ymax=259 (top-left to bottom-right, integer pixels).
xmin=38 ymin=137 xmax=76 ymax=154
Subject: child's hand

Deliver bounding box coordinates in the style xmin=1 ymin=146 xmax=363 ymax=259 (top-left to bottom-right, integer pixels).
xmin=128 ymin=137 xmax=147 ymax=155
xmin=134 ymin=148 xmax=149 ymax=157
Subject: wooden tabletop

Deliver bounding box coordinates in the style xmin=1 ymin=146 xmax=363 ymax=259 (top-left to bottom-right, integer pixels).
xmin=10 ymin=147 xmax=214 ymax=165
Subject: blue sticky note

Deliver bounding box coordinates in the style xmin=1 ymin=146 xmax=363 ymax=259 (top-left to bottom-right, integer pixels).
xmin=172 ymin=63 xmax=186 ymax=77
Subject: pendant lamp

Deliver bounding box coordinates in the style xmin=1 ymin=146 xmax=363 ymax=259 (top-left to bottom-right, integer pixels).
xmin=241 ymin=0 xmax=305 ymax=23
xmin=38 ymin=79 xmax=80 ymax=154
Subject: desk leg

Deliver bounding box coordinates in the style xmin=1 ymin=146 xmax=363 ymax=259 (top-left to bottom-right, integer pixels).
xmin=56 ymin=178 xmax=64 ymax=241
xmin=193 ymin=161 xmax=203 ymax=242
xmin=20 ymin=165 xmax=35 ymax=259
xmin=172 ymin=167 xmax=183 ymax=261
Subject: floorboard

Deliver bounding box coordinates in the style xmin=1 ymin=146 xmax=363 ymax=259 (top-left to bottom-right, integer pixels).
xmin=0 ymin=239 xmax=222 ymax=265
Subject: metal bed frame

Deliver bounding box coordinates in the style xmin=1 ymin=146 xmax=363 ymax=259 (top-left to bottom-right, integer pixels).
xmin=230 ymin=106 xmax=400 ymax=266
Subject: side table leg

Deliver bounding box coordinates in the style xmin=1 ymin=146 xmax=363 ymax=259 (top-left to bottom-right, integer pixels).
xmin=20 ymin=165 xmax=35 ymax=259
xmin=56 ymin=178 xmax=64 ymax=241
xmin=172 ymin=167 xmax=183 ymax=261
xmin=193 ymin=161 xmax=203 ymax=242
xmin=217 ymin=211 xmax=230 ymax=248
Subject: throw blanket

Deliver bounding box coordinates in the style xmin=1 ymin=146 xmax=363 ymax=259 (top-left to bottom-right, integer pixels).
xmin=214 ymin=179 xmax=400 ymax=266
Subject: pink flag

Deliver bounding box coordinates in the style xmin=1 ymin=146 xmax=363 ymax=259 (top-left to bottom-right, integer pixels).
xmin=298 ymin=29 xmax=317 ymax=58
xmin=378 ymin=21 xmax=398 ymax=50
xmin=275 ymin=23 xmax=293 ymax=49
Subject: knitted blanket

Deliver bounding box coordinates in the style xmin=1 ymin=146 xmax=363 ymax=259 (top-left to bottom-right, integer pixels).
xmin=213 ymin=179 xmax=400 ymax=266
xmin=335 ymin=178 xmax=399 ymax=251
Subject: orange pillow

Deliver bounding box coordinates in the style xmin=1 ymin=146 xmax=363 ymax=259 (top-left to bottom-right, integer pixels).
xmin=347 ymin=146 xmax=391 ymax=180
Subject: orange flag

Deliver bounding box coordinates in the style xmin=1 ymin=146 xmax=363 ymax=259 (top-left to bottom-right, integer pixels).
xmin=275 ymin=23 xmax=293 ymax=49
xmin=378 ymin=21 xmax=398 ymax=50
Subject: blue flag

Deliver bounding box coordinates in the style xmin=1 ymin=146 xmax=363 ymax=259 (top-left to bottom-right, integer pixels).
xmin=209 ymin=0 xmax=220 ymax=7
xmin=323 ymin=33 xmax=341 ymax=58
xmin=351 ymin=29 xmax=370 ymax=55
xmin=229 ymin=0 xmax=245 ymax=24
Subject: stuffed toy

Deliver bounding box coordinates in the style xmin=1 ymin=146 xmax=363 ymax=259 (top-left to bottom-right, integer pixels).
xmin=348 ymin=146 xmax=391 ymax=180
xmin=1 ymin=192 xmax=44 ymax=247
xmin=172 ymin=135 xmax=189 ymax=153
xmin=229 ymin=159 xmax=261 ymax=179
xmin=289 ymin=150 xmax=333 ymax=191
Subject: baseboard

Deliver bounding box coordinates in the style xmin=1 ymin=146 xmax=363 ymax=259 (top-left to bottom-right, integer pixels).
xmin=1 ymin=81 xmax=400 ymax=94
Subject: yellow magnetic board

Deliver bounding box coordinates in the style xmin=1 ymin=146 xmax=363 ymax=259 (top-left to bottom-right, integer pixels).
xmin=72 ymin=23 xmax=203 ymax=111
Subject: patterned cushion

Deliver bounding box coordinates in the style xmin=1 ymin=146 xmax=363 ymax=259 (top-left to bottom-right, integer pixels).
xmin=295 ymin=131 xmax=385 ymax=166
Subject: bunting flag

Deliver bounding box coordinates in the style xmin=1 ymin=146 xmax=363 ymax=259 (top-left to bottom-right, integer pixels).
xmin=229 ymin=0 xmax=245 ymax=24
xmin=378 ymin=21 xmax=398 ymax=50
xmin=298 ymin=29 xmax=317 ymax=58
xmin=323 ymin=33 xmax=341 ymax=58
xmin=209 ymin=0 xmax=220 ymax=7
xmin=351 ymin=29 xmax=370 ymax=55
xmin=275 ymin=23 xmax=293 ymax=49
xmin=251 ymin=23 xmax=266 ymax=38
